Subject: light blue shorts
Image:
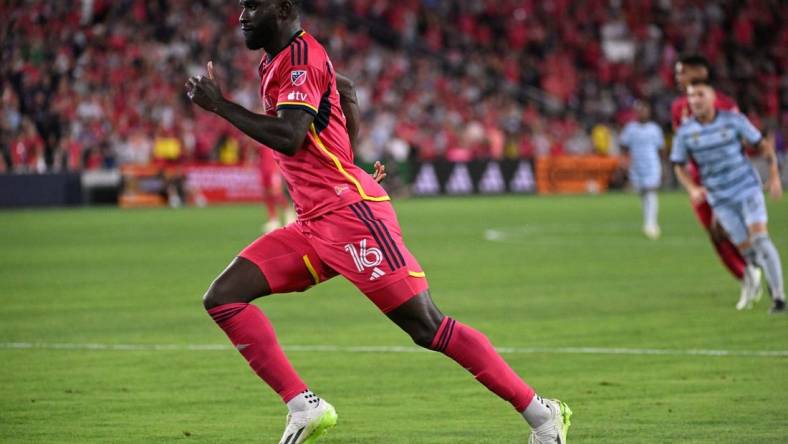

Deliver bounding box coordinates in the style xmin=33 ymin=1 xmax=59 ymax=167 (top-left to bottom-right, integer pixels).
xmin=629 ymin=169 xmax=661 ymax=191
xmin=712 ymin=192 xmax=768 ymax=245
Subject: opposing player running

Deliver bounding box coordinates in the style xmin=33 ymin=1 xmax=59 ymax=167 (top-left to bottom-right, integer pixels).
xmin=620 ymin=100 xmax=664 ymax=239
xmin=185 ymin=1 xmax=571 ymax=443
xmin=671 ymin=54 xmax=762 ymax=309
xmin=672 ymin=79 xmax=784 ymax=314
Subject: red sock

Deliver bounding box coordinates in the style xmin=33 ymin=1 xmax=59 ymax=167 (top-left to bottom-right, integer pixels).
xmin=431 ymin=317 xmax=535 ymax=411
xmin=208 ymin=303 xmax=307 ymax=402
xmin=714 ymin=237 xmax=746 ymax=281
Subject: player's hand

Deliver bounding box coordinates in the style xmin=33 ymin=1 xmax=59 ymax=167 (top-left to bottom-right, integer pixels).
xmin=372 ymin=161 xmax=387 ymax=183
xmin=185 ymin=61 xmax=224 ymax=113
xmin=688 ymin=186 xmax=707 ymax=204
xmin=766 ymin=176 xmax=783 ymax=200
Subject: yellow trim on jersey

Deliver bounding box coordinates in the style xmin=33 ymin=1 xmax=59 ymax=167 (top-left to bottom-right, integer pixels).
xmin=303 ymin=255 xmax=320 ymax=284
xmin=309 ymin=124 xmax=390 ymax=202
xmin=277 ymin=101 xmax=319 ymax=114
xmin=408 ymin=271 xmax=426 ymax=278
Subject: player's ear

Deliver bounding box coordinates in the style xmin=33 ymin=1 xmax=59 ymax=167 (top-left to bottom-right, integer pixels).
xmin=277 ymin=0 xmax=296 ymax=19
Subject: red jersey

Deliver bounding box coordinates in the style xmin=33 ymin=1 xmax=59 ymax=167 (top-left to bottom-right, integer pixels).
xmin=258 ymin=30 xmax=388 ymax=220
xmin=670 ymin=92 xmax=738 ymax=130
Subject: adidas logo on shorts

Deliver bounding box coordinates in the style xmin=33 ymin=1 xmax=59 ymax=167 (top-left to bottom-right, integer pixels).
xmin=369 ymin=267 xmax=386 ymax=281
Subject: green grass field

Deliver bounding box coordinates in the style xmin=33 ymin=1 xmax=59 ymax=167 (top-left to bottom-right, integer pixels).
xmin=1 ymin=193 xmax=787 ymax=443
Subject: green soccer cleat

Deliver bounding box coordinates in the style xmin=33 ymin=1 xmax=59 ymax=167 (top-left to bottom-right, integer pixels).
xmin=278 ymin=400 xmax=337 ymax=444
xmin=528 ymin=399 xmax=572 ymax=444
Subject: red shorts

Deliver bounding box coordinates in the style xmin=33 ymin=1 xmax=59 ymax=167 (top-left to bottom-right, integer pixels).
xmin=239 ymin=200 xmax=429 ymax=313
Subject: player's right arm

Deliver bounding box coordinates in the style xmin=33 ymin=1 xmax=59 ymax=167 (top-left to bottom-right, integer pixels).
xmin=671 ymin=128 xmax=706 ymax=203
xmin=186 ymin=62 xmax=312 ymax=156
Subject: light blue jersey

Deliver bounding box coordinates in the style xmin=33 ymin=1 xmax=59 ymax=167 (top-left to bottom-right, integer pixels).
xmin=670 ymin=110 xmax=763 ymax=206
xmin=620 ymin=121 xmax=664 ymax=190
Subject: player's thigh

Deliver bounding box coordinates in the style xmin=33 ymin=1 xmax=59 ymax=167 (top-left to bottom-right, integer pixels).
xmin=743 ymin=192 xmax=769 ymax=235
xmin=309 ymin=201 xmax=429 ymax=313
xmin=240 ymin=224 xmax=336 ymax=293
xmin=712 ymin=202 xmax=750 ymax=247
xmin=203 ymin=225 xmax=335 ymax=309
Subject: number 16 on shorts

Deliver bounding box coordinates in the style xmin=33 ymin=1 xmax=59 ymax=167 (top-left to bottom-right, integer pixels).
xmin=345 ymin=239 xmax=386 ymax=280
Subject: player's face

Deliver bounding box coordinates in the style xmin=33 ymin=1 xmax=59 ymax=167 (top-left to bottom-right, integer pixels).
xmin=635 ymin=102 xmax=650 ymax=121
xmin=239 ymin=0 xmax=279 ymax=50
xmin=675 ymin=63 xmax=708 ymax=91
xmin=687 ymin=84 xmax=716 ymax=118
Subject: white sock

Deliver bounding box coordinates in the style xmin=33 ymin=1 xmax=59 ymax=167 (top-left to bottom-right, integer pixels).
xmin=286 ymin=390 xmax=320 ymax=413
xmin=642 ymin=190 xmax=658 ymax=228
xmin=521 ymin=395 xmax=553 ymax=429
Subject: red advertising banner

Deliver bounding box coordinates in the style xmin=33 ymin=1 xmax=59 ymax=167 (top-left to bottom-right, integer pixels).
xmin=184 ymin=164 xmax=263 ymax=204
xmin=119 ymin=164 xmax=263 ymax=207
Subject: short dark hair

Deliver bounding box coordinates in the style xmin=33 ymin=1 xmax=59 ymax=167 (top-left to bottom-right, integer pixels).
xmin=678 ymin=54 xmax=717 ymax=83
xmin=679 ymin=54 xmax=711 ymax=71
xmin=688 ymin=77 xmax=714 ymax=89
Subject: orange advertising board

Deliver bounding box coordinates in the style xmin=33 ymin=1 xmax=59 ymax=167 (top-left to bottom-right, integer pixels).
xmin=535 ymin=155 xmax=621 ymax=194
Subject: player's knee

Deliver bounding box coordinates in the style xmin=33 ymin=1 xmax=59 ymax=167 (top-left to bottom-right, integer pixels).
xmin=410 ymin=328 xmax=438 ymax=349
xmin=202 ymin=275 xmax=241 ymax=310
xmin=751 ymin=231 xmax=771 ymax=249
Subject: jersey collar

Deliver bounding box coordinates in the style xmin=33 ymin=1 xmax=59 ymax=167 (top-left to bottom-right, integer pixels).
xmin=258 ymin=29 xmax=306 ymax=75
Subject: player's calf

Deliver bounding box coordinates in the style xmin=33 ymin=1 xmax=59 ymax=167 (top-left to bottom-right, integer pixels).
xmin=750 ymin=232 xmax=785 ymax=305
xmin=387 ymin=292 xmax=569 ymax=440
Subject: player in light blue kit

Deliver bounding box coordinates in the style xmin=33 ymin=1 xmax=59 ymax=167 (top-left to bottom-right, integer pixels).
xmin=620 ymin=101 xmax=665 ymax=239
xmin=672 ymin=79 xmax=784 ymax=313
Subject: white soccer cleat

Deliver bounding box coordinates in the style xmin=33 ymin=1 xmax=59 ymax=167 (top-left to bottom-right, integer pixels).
xmin=643 ymin=225 xmax=661 ymax=240
xmin=528 ymin=399 xmax=572 ymax=444
xmin=278 ymin=399 xmax=337 ymax=444
xmin=736 ymin=266 xmax=763 ymax=310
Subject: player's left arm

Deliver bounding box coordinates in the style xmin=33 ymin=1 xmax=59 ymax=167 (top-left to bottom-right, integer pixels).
xmin=186 ymin=62 xmax=311 ymax=156
xmin=735 ymin=113 xmax=782 ymax=199
xmin=754 ymin=134 xmax=782 ymax=200
xmin=335 ymin=72 xmax=386 ymax=183
xmin=336 ymin=73 xmax=360 ymax=147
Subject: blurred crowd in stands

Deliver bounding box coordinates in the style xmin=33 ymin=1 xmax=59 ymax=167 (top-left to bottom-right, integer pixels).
xmin=1 ymin=0 xmax=785 ymax=174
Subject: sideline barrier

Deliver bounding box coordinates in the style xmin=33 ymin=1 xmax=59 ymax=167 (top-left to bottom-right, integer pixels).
xmin=0 ymin=173 xmax=82 ymax=208
xmin=410 ymin=159 xmax=537 ymax=195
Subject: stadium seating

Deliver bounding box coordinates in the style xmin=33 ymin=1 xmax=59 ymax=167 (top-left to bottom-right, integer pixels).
xmin=1 ymin=0 xmax=784 ymax=173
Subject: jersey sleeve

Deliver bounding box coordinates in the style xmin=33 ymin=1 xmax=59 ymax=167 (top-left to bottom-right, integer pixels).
xmin=654 ymin=125 xmax=665 ymax=150
xmin=274 ymin=41 xmax=327 ymax=117
xmin=670 ymin=129 xmax=688 ymax=164
xmin=619 ymin=124 xmax=632 ymax=148
xmin=732 ymin=113 xmax=762 ymax=145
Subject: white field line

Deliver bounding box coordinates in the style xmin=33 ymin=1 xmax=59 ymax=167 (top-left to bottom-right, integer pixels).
xmin=1 ymin=342 xmax=787 ymax=358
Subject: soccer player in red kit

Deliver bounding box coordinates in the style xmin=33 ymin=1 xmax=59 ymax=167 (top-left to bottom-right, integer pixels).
xmin=185 ymin=1 xmax=571 ymax=443
xmin=671 ymin=54 xmax=762 ymax=309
